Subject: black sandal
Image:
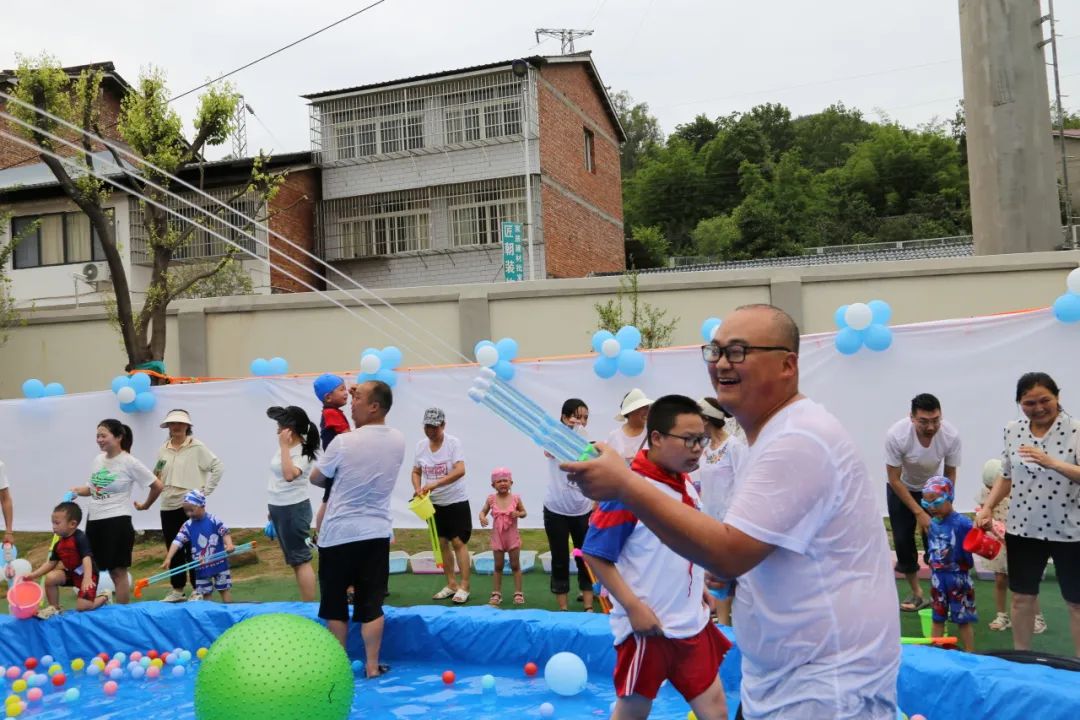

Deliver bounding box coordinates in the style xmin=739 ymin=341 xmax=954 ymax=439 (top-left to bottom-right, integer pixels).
xmin=366 ymin=663 xmax=391 ymax=679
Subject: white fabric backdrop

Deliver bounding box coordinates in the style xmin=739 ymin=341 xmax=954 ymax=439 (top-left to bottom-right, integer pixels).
xmin=1 ymin=308 xmax=1077 ymax=531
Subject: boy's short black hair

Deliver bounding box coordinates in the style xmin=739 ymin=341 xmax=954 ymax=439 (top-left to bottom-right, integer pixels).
xmin=54 ymin=501 xmax=82 ymax=525
xmin=910 ymin=393 xmax=941 ymax=414
xmin=647 ymin=394 xmax=704 ymax=438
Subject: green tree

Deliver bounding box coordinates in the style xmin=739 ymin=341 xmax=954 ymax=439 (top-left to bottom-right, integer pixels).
xmin=671 ymin=114 xmax=721 ymax=152
xmin=728 ymin=153 xmax=817 ymax=259
xmin=172 ymin=257 xmax=255 ymax=299
xmin=742 ymin=103 xmax=796 ymax=160
xmin=611 ymin=90 xmax=663 ymax=176
xmin=623 ymin=224 xmax=670 ymax=269
xmin=594 ymin=270 xmax=679 ymax=349
xmin=690 ymin=214 xmax=741 ymax=259
xmin=791 ymin=102 xmax=872 ymax=171
xmin=622 ymin=138 xmax=709 ymax=253
xmin=11 ymin=55 xmax=283 ymax=372
xmin=701 ymin=115 xmax=771 ymax=216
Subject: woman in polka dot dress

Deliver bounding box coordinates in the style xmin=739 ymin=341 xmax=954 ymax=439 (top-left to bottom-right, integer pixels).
xmin=976 ymin=372 xmax=1080 ymax=655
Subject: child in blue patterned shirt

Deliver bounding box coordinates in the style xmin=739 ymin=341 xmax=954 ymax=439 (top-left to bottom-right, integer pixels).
xmin=162 ymin=490 xmax=235 ymax=602
xmin=923 ymin=475 xmax=976 ymax=651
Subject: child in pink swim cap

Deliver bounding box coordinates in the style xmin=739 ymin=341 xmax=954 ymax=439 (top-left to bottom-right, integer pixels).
xmin=478 ymin=467 xmax=527 ymax=606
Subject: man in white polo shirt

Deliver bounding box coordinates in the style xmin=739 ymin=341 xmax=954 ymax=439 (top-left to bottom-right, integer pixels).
xmin=884 ymin=393 xmax=961 ymax=613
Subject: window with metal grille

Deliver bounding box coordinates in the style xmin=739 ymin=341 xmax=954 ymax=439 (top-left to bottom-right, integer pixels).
xmin=448 ymin=177 xmax=526 ymax=247
xmin=322 ymin=188 xmax=431 ymax=260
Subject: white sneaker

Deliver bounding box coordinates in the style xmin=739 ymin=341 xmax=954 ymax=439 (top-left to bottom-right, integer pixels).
xmin=988 ymin=612 xmax=1010 ymax=631
xmin=162 ymin=590 xmax=186 ymax=603
xmin=1033 ymin=614 xmax=1048 ymax=634
xmin=187 ymin=593 xmax=204 ymax=602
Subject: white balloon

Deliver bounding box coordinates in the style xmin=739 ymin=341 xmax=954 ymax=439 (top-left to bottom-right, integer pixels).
xmin=116 ymin=386 xmax=136 ymax=404
xmin=2 ymin=558 xmax=31 ymax=584
xmin=359 ymin=353 xmax=381 ymax=375
xmin=981 ymin=458 xmax=1003 ymax=489
xmin=844 ymin=302 xmax=873 ymax=331
xmin=600 ymin=338 xmax=621 ymax=358
xmin=476 ymin=345 xmax=499 ymax=368
xmin=95 ymin=571 xmax=131 ymax=595
xmin=1067 ymin=267 xmax=1080 ymax=295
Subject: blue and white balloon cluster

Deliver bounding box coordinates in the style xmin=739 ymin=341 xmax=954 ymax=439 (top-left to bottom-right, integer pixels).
xmin=474 ymin=338 xmax=518 ymax=381
xmin=591 ymin=326 xmax=645 ymax=379
xmin=357 ymin=346 xmax=403 ymax=387
xmin=21 ymin=379 xmax=65 ymax=399
xmin=250 ymin=357 xmax=289 ymax=376
xmin=110 ymin=373 xmax=156 ymax=414
xmin=1051 ymin=268 xmax=1080 ymax=323
xmin=834 ymin=300 xmax=893 ymax=355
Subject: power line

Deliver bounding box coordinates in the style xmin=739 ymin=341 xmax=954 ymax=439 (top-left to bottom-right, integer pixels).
xmin=170 ymin=0 xmax=392 ymax=102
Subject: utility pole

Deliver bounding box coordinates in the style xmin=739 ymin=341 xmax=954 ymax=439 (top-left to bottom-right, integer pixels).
xmin=534 ymin=29 xmax=593 ymax=55
xmin=1041 ymin=0 xmax=1075 ymax=247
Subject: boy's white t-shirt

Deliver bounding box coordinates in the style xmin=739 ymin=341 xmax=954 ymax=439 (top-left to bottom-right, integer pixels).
xmin=317 ymin=425 xmax=406 ymax=548
xmin=414 ymin=434 xmax=467 ymax=506
xmin=725 ymin=399 xmax=900 ymax=720
xmin=884 ymin=418 xmax=962 ymax=491
xmin=696 ymin=435 xmax=748 ymax=521
xmin=87 ymin=452 xmax=156 ymax=520
xmin=605 ymin=426 xmax=648 ymax=465
xmin=582 ymin=478 xmax=709 ymax=645
xmin=267 ymin=444 xmax=312 ymax=506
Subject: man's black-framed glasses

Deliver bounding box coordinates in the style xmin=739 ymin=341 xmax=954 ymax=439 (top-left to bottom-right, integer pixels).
xmin=655 ymin=431 xmax=709 ymax=450
xmin=701 ymin=343 xmax=794 ymax=364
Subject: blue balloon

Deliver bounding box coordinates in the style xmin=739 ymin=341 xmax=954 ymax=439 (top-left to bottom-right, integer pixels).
xmin=380 ymin=346 xmax=403 ymax=369
xmin=833 ymin=305 xmax=850 ymax=330
xmin=615 ymin=325 xmax=642 ymax=350
xmin=493 ymin=360 xmax=515 ymax=381
xmin=617 ymin=349 xmax=646 ymax=376
xmin=268 ymin=357 xmax=289 ymax=375
xmin=111 ymin=375 xmax=131 ymax=394
xmin=700 ymin=317 xmax=722 ymax=343
xmin=863 ymin=324 xmax=893 ymax=352
xmin=134 ymin=391 xmax=156 ymax=413
xmin=593 ymin=355 xmax=618 ymax=379
xmin=119 ymin=401 xmax=138 ymax=414
xmin=591 ymin=330 xmax=615 ymax=354
xmin=373 ymin=368 xmax=397 ymax=387
xmin=1052 ymin=292 xmax=1080 ymax=323
xmin=868 ymin=299 xmax=892 ymax=325
xmin=834 ymin=327 xmax=864 ymax=355
xmin=473 ymin=340 xmax=495 ymax=357
xmin=250 ymin=358 xmax=271 ymax=376
xmin=22 ymin=379 xmax=45 ymax=399
xmin=44 ymin=382 xmax=65 ymax=397
xmin=130 ymin=372 xmax=152 ymax=393
xmin=495 ymin=337 xmax=519 ymax=361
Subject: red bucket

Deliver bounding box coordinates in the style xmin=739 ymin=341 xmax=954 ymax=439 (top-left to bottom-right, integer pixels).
xmin=963 ymin=527 xmax=1002 ymax=560
xmin=7 ymin=580 xmax=43 ymax=620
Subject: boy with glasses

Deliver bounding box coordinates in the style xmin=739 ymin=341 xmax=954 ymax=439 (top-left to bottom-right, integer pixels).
xmin=583 ymin=395 xmax=731 ymax=720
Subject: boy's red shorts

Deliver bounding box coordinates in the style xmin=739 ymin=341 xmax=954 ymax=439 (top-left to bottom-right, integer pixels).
xmin=614 ymin=622 xmax=731 ymax=701
xmin=63 ymin=570 xmax=98 ymax=601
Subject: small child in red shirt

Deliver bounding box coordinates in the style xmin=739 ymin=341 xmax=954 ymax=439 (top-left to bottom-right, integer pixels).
xmin=25 ymin=501 xmax=108 ymax=617
xmin=313 ymin=374 xmax=350 ymax=538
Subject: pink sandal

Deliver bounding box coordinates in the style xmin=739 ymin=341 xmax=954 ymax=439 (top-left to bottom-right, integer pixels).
xmin=513 ymin=592 xmax=525 ymax=605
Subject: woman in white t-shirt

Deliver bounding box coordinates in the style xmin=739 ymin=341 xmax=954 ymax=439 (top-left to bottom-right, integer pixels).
xmin=71 ymin=419 xmax=162 ymax=604
xmin=694 ymin=397 xmax=748 ymax=626
xmin=606 ymin=389 xmax=652 ymax=465
xmin=544 ymin=398 xmax=595 ymax=611
xmin=266 ymin=406 xmax=320 ymax=602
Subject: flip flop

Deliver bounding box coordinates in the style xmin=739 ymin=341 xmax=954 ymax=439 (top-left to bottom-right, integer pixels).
xmin=900 ymin=595 xmax=929 ymax=612
xmin=365 ymin=664 xmax=391 ymax=679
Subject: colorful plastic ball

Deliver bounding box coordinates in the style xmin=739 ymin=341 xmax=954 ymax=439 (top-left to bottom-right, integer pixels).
xmin=5 ymin=701 xmax=23 ymax=717
xmin=85 ymin=665 xmax=100 ymax=677
xmin=350 ymin=660 xmax=363 ymax=673
xmin=2 ymin=698 xmax=15 ymax=708
xmin=180 ymin=650 xmax=192 ymax=663
xmin=480 ymin=674 xmax=495 ymax=690
xmin=150 ymin=659 xmax=163 ymax=669
xmin=172 ymin=665 xmax=186 ymax=678
xmin=97 ymin=653 xmax=109 ymax=664
xmin=131 ymin=667 xmax=145 ymax=680
xmin=524 ymin=662 xmax=538 ymax=677
xmin=4 ymin=668 xmax=18 ymax=680
xmin=24 ymin=689 xmax=41 ymax=704
xmin=196 ymin=647 xmax=208 ymax=660
xmin=164 ymin=653 xmax=176 ymax=665
xmin=70 ymin=658 xmax=85 ymax=673
xmin=22 ymin=660 xmax=36 ymax=672
xmin=113 ymin=653 xmax=126 ymax=664
xmin=38 ymin=656 xmax=53 ymax=668
xmin=103 ymin=680 xmax=118 ymax=696
xmin=129 ymin=652 xmax=142 ymax=663
xmin=145 ymin=666 xmax=160 ymax=680
xmin=127 ymin=662 xmax=139 ymax=674
xmin=442 ymin=670 xmax=455 ymax=685
xmin=543 ymin=652 xmax=588 ymax=697
xmin=47 ymin=664 xmax=61 ymax=676
xmin=139 ymin=658 xmax=151 ymax=669
xmin=147 ymin=651 xmax=158 ymax=660
xmin=194 ymin=613 xmax=353 ymax=720
xmin=539 ymin=702 xmax=555 ymax=718
xmin=62 ymin=689 xmax=79 ymax=703
xmin=108 ymin=669 xmax=122 ymax=680
xmin=910 ymin=716 xmax=926 ymax=720
xmin=10 ymin=681 xmax=25 ymax=694
xmin=50 ymin=674 xmax=65 ymax=687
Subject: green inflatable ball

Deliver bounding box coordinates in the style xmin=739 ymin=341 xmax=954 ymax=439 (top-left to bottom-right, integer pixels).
xmin=195 ymin=613 xmax=354 ymax=720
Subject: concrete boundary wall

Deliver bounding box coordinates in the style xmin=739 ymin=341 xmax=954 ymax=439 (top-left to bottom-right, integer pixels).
xmin=1 ymin=250 xmax=1077 ymax=398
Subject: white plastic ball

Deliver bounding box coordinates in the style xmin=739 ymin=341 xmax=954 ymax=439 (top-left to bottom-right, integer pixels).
xmin=540 ymin=702 xmax=555 ymax=718
xmin=543 ymin=652 xmax=587 ymax=697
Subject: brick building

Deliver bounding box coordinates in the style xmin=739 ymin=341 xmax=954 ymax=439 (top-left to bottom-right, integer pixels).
xmin=1 ymin=62 xmax=321 ymax=306
xmin=304 ymin=52 xmax=626 ymax=288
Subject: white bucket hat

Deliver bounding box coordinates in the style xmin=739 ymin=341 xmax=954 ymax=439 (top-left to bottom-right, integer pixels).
xmin=615 ymin=388 xmax=653 ymax=421
xmin=160 ymin=409 xmax=193 ymax=428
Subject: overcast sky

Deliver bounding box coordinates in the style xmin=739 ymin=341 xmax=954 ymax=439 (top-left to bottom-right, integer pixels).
xmin=5 ymin=0 xmax=1079 ymax=160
